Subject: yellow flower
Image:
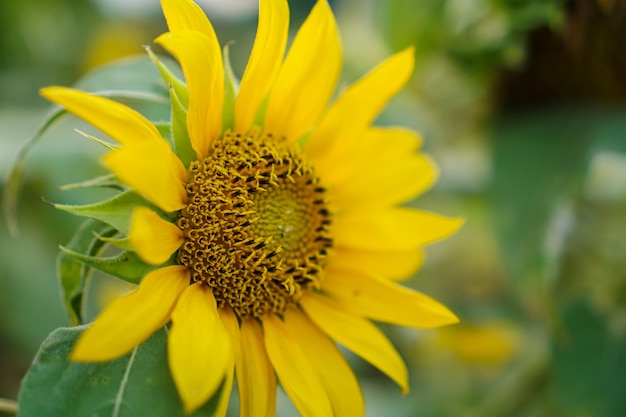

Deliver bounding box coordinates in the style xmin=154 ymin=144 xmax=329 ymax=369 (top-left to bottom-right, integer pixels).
xmin=41 ymin=0 xmax=462 ymax=415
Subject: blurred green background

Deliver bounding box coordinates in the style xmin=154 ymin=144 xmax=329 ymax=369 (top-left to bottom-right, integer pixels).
xmin=2 ymin=0 xmax=626 ymax=416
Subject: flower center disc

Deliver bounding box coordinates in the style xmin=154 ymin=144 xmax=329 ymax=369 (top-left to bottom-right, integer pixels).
xmin=176 ymin=132 xmax=332 ymax=318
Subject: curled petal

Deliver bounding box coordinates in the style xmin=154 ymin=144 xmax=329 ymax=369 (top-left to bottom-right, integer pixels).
xmin=103 ymin=141 xmax=187 ymax=213
xmin=129 ymin=207 xmax=183 ymax=265
xmin=161 ymin=0 xmax=217 ymax=37
xmin=157 ymin=30 xmax=223 ymax=159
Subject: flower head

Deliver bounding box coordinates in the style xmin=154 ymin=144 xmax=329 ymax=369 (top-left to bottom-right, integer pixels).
xmin=41 ymin=0 xmax=461 ymax=415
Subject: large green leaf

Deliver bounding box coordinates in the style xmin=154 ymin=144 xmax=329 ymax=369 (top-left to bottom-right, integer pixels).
xmin=57 ymin=220 xmax=117 ymax=326
xmin=18 ymin=326 xmax=221 ymax=417
xmin=73 ymin=54 xmax=177 ymax=100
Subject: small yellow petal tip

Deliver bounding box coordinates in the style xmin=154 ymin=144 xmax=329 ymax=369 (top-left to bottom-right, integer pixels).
xmin=39 ymin=86 xmax=74 ymax=102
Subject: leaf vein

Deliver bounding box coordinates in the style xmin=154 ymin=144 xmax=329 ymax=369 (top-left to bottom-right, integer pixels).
xmin=112 ymin=347 xmax=138 ymax=417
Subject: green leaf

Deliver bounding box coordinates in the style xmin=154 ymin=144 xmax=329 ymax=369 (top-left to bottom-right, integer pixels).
xmin=59 ymin=246 xmax=153 ymax=285
xmin=57 ymin=220 xmax=117 ymax=325
xmin=170 ymin=84 xmax=195 ymax=167
xmin=73 ymin=54 xmax=171 ymax=97
xmin=52 ymin=190 xmax=151 ymax=235
xmin=18 ymin=326 xmax=222 ymax=417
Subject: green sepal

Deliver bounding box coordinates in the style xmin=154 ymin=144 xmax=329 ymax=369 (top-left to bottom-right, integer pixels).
xmin=222 ymin=44 xmax=240 ymax=133
xmin=170 ymin=84 xmax=196 ymax=167
xmin=154 ymin=121 xmax=173 ymax=140
xmin=147 ymin=46 xmax=189 ymax=108
xmin=57 ymin=220 xmax=117 ymax=325
xmin=73 ymin=129 xmax=117 ymax=150
xmin=96 ymin=235 xmax=133 ymax=251
xmin=18 ymin=326 xmax=222 ymax=417
xmin=51 ymin=190 xmax=152 ymax=234
xmin=58 ymin=246 xmax=152 ymax=285
xmin=59 ymin=173 xmax=125 ymax=191
xmin=253 ymin=95 xmax=269 ymax=129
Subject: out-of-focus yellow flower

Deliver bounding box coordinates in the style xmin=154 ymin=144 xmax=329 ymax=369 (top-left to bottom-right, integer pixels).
xmin=437 ymin=321 xmax=520 ymax=367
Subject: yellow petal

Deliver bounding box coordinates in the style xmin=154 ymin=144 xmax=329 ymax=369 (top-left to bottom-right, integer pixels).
xmin=129 ymin=207 xmax=183 ymax=265
xmin=263 ymin=314 xmax=332 ymax=417
xmin=324 ymin=267 xmax=459 ymax=328
xmin=329 ymin=247 xmax=424 ymax=281
xmin=103 ymin=141 xmax=187 ymax=213
xmin=156 ymin=30 xmax=223 ymax=160
xmin=305 ymin=47 xmax=415 ymax=164
xmin=235 ymin=0 xmax=289 ymax=133
xmin=283 ymin=308 xmax=364 ymax=417
xmin=300 ymin=293 xmax=409 ymax=393
xmin=263 ymin=0 xmax=341 ymax=142
xmin=311 ymin=127 xmax=422 ymax=188
xmin=219 ymin=306 xmax=241 ymax=357
xmin=40 ymin=87 xmax=162 ymax=147
xmin=168 ymin=283 xmax=233 ymax=414
xmin=71 ymin=266 xmax=189 ymax=361
xmin=333 ymin=208 xmax=463 ymax=251
xmin=161 ymin=0 xmax=216 ymax=37
xmin=331 ymin=154 xmax=438 ymax=210
xmin=237 ymin=318 xmax=277 ymax=417
xmin=215 ymin=307 xmax=240 ymax=417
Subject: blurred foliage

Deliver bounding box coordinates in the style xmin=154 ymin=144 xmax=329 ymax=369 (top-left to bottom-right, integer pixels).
xmin=0 ymin=0 xmax=101 ymax=105
xmin=380 ymin=0 xmax=565 ymax=72
xmin=2 ymin=0 xmax=626 ymax=416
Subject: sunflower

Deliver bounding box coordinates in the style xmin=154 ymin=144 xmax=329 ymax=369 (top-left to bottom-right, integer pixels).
xmin=41 ymin=0 xmax=461 ymax=415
